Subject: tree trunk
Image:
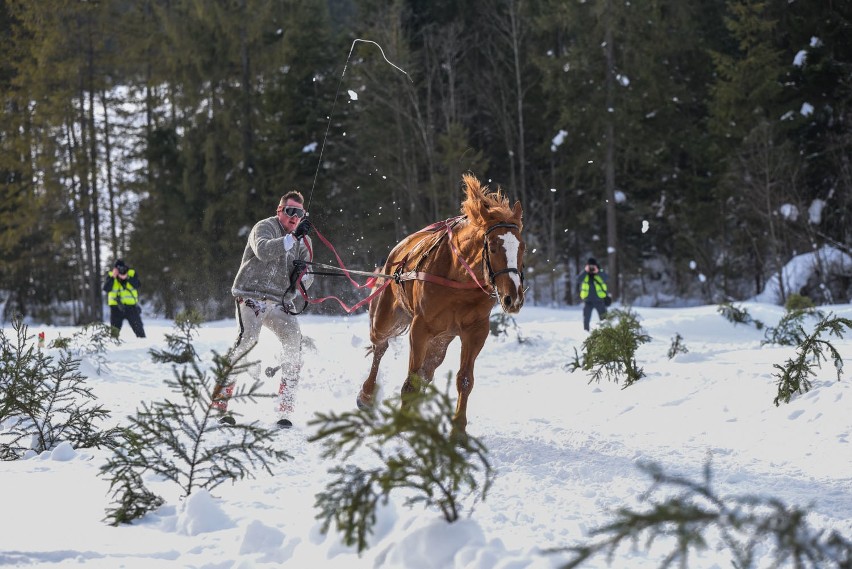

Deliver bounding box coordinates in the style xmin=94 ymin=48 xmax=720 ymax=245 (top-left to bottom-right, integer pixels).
xmin=603 ymin=0 xmax=619 ymax=298
xmin=101 ymin=89 xmax=118 ymax=258
xmin=508 ymin=0 xmax=527 ymax=207
xmin=86 ymin=28 xmax=103 ymax=322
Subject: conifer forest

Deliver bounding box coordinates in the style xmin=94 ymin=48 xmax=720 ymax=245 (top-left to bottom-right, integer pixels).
xmin=1 ymin=0 xmax=850 ymax=323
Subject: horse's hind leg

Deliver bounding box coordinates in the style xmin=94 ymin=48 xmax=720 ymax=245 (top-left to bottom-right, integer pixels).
xmin=358 ymin=282 xmax=405 ymax=410
xmin=420 ymin=335 xmax=452 ymax=384
xmin=357 ymin=340 xmax=388 ymax=410
xmin=401 ymin=317 xmax=452 ymax=401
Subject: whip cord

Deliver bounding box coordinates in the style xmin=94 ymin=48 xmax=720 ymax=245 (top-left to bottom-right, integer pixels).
xmin=306 ymin=39 xmax=412 ymax=211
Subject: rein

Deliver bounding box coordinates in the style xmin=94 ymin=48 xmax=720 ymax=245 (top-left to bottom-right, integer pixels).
xmin=290 ymin=217 xmax=522 ymax=312
xmin=290 ymin=228 xmax=396 ymax=314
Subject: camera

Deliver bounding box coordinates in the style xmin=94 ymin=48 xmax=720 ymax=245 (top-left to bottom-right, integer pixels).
xmin=118 ymin=266 xmax=128 ymax=275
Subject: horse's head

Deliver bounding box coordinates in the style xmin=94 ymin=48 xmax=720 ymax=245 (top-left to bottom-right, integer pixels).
xmin=462 ymin=174 xmax=525 ymax=314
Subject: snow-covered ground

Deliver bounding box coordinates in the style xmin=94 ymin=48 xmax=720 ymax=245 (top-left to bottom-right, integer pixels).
xmin=2 ymin=303 xmax=851 ymax=568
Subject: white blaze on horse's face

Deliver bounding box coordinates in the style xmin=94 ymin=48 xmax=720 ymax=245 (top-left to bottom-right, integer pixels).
xmin=498 ymin=233 xmax=522 ymax=290
xmin=494 ymin=231 xmax=524 ymax=313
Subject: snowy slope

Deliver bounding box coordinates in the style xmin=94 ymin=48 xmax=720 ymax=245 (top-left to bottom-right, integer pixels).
xmin=2 ymin=303 xmax=851 ymax=568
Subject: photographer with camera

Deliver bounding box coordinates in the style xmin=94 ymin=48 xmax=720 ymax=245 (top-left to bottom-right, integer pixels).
xmin=577 ymin=257 xmax=610 ymax=331
xmin=103 ymin=259 xmax=146 ymax=338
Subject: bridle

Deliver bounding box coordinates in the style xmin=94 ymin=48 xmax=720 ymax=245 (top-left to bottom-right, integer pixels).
xmin=482 ymin=222 xmax=525 ymax=290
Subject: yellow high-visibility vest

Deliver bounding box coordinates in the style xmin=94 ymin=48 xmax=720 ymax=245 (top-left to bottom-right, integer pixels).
xmin=106 ymin=269 xmax=139 ymax=306
xmin=580 ymin=273 xmax=607 ymax=300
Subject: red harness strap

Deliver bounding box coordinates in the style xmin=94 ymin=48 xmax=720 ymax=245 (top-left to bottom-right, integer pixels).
xmin=442 ymin=221 xmax=492 ymax=294
xmin=294 ymin=227 xmax=399 ymax=314
xmin=293 ymin=217 xmax=491 ymax=313
xmin=394 ymin=217 xmax=491 ymax=294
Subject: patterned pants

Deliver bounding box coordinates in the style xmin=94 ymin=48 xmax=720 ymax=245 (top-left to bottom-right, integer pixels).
xmin=212 ymin=297 xmax=302 ymax=417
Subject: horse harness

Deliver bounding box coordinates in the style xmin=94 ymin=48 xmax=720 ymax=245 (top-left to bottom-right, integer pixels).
xmin=393 ymin=216 xmax=524 ymax=295
xmin=285 ymin=216 xmax=523 ymax=314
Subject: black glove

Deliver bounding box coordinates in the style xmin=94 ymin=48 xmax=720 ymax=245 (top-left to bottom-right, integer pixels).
xmin=293 ymin=217 xmax=313 ymax=240
xmin=286 ymin=259 xmax=306 ymax=295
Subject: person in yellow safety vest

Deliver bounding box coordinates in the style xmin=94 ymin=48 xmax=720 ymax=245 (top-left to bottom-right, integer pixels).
xmin=103 ymin=259 xmax=146 ymax=338
xmin=577 ymin=257 xmax=610 ymax=331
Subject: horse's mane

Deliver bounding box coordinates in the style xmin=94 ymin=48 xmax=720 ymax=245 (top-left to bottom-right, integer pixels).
xmin=460 ymin=173 xmax=513 ymax=223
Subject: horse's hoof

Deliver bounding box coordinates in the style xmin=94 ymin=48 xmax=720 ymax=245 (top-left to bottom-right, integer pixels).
xmin=356 ymin=395 xmax=373 ymax=411
xmin=449 ymin=428 xmax=469 ymax=445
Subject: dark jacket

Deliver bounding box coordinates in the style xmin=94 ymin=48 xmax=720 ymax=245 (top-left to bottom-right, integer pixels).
xmin=103 ymin=269 xmax=142 ymax=306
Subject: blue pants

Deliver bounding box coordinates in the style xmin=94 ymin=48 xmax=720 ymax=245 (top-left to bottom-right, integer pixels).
xmin=109 ymin=305 xmax=146 ymax=338
xmin=583 ymin=300 xmax=607 ymax=331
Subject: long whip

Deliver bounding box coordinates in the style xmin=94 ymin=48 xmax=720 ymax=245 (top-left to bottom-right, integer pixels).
xmin=305 ymin=39 xmax=412 ymax=211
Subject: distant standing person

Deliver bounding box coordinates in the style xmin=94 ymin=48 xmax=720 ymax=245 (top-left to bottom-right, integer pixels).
xmin=578 ymin=257 xmax=609 ymax=331
xmin=103 ymin=259 xmax=146 ymax=338
xmin=212 ymin=190 xmax=315 ymax=428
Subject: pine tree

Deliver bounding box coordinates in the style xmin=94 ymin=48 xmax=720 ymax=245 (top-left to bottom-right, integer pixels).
xmin=777 ymin=1 xmax=852 ymax=274
xmin=667 ymin=333 xmax=688 ymax=360
xmin=124 ymin=0 xmax=343 ymax=318
xmin=717 ymin=301 xmax=765 ymax=329
xmin=708 ymin=0 xmax=791 ymax=298
xmin=100 ymin=319 xmax=291 ymax=524
xmin=773 ymin=314 xmax=852 ymax=406
xmin=530 ymin=0 xmax=722 ymax=301
xmin=568 ymin=308 xmax=651 ymax=387
xmin=761 ymin=297 xmax=824 ymax=347
xmin=559 ymin=461 xmax=852 ymax=568
xmin=310 ymin=378 xmax=494 ymax=553
xmin=148 ymin=309 xmax=202 ymax=365
xmin=0 ymin=318 xmax=121 ymax=460
xmin=6 ymin=0 xmax=122 ymax=323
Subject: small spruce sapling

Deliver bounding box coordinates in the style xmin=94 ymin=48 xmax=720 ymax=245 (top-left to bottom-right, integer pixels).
xmin=100 ymin=318 xmax=291 ymax=525
xmin=101 ymin=432 xmax=165 ymax=525
xmin=667 ymin=333 xmax=688 ymax=360
xmin=557 ymin=460 xmax=852 ymax=569
xmin=762 ymin=300 xmax=825 ymax=347
xmin=784 ymin=292 xmax=816 ymax=312
xmin=309 ymin=377 xmax=494 ymax=553
xmin=0 ymin=317 xmax=121 ymax=460
xmin=567 ymin=308 xmax=651 ymax=387
xmin=717 ymin=301 xmax=764 ymax=330
xmin=489 ymin=312 xmax=527 ymax=343
xmin=149 ymin=309 xmax=202 ymax=364
xmin=47 ymin=322 xmax=123 ymax=375
xmin=772 ymin=314 xmax=852 ymax=406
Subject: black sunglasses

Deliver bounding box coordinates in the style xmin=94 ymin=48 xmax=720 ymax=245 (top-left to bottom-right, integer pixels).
xmin=280 ymin=206 xmax=305 ymax=218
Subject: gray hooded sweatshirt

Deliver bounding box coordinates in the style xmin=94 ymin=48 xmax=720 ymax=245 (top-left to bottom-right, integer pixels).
xmin=231 ymin=216 xmax=314 ymax=303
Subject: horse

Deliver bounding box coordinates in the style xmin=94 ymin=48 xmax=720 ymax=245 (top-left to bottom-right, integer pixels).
xmin=356 ymin=173 xmax=525 ymax=435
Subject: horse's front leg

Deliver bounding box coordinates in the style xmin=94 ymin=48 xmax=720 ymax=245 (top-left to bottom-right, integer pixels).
xmin=453 ymin=319 xmax=490 ymax=436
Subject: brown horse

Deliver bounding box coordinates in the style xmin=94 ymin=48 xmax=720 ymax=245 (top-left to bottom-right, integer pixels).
xmin=356 ymin=173 xmax=525 ymax=434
